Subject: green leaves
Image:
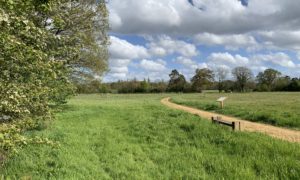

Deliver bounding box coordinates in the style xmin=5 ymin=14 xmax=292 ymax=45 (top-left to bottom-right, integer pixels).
xmin=0 ymin=0 xmax=73 ymax=154
xmin=0 ymin=0 xmax=109 ymax=155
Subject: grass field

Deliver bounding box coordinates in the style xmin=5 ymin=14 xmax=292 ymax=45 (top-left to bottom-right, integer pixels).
xmin=171 ymin=92 xmax=300 ymax=129
xmin=1 ymin=94 xmax=300 ymax=179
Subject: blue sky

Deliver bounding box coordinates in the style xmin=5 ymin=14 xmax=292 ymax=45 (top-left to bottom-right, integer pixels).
xmin=103 ymin=0 xmax=300 ymax=82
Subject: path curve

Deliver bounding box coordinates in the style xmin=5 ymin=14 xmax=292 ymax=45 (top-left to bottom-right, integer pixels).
xmin=161 ymin=97 xmax=300 ymax=143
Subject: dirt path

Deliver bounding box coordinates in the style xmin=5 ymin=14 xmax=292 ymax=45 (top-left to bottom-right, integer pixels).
xmin=161 ymin=97 xmax=300 ymax=143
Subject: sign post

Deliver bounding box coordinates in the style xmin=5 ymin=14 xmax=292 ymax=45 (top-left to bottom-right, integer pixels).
xmin=216 ymin=97 xmax=227 ymax=109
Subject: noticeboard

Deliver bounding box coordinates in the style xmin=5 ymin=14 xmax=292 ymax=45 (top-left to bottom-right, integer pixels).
xmin=217 ymin=97 xmax=227 ymax=102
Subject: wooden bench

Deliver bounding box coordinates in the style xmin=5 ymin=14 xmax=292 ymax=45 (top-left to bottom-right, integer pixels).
xmin=211 ymin=116 xmax=242 ymax=131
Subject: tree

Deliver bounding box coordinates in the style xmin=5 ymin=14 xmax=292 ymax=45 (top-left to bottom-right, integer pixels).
xmin=140 ymin=79 xmax=150 ymax=93
xmin=191 ymin=68 xmax=214 ymax=92
xmin=0 ymin=0 xmax=109 ymax=120
xmin=42 ymin=0 xmax=109 ymax=83
xmin=215 ymin=67 xmax=229 ymax=93
xmin=0 ymin=0 xmax=66 ymax=120
xmin=223 ymin=80 xmax=235 ymax=92
xmin=167 ymin=70 xmax=186 ymax=92
xmin=273 ymin=76 xmax=291 ymax=91
xmin=256 ymin=68 xmax=281 ymax=91
xmin=287 ymin=78 xmax=300 ymax=91
xmin=232 ymin=67 xmax=253 ymax=92
xmin=150 ymin=81 xmax=167 ymax=93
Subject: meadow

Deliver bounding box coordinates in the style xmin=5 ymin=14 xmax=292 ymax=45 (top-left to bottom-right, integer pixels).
xmin=171 ymin=92 xmax=300 ymax=129
xmin=1 ymin=94 xmax=300 ymax=179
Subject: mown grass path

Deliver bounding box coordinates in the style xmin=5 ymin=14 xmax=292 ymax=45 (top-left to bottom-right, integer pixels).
xmin=161 ymin=97 xmax=300 ymax=143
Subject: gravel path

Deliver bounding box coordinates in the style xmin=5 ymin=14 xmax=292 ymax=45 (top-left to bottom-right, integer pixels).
xmin=161 ymin=97 xmax=300 ymax=143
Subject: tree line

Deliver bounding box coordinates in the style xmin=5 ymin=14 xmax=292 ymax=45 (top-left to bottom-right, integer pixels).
xmin=78 ymin=66 xmax=300 ymax=93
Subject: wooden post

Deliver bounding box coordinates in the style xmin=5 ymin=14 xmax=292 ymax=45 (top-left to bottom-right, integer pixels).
xmin=216 ymin=97 xmax=227 ymax=109
xmin=211 ymin=116 xmax=217 ymax=123
xmin=232 ymin=121 xmax=236 ymax=130
xmin=239 ymin=121 xmax=243 ymax=131
xmin=212 ymin=116 xmax=242 ymax=131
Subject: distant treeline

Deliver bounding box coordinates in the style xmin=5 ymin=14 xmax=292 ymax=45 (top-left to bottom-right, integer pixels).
xmin=76 ymin=66 xmax=300 ymax=94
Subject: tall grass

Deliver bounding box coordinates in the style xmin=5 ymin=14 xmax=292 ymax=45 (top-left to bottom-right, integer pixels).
xmin=1 ymin=94 xmax=299 ymax=179
xmin=171 ymin=92 xmax=300 ymax=129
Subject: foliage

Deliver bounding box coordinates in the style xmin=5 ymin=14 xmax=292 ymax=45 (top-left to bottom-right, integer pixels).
xmin=191 ymin=68 xmax=214 ymax=92
xmin=98 ymin=79 xmax=167 ymax=94
xmin=232 ymin=66 xmax=254 ymax=92
xmin=0 ymin=0 xmax=71 ymax=121
xmin=256 ymin=68 xmax=281 ymax=91
xmin=286 ymin=78 xmax=300 ymax=91
xmin=93 ymin=67 xmax=300 ymax=95
xmin=0 ymin=118 xmax=59 ymax=159
xmin=215 ymin=67 xmax=229 ymax=92
xmin=46 ymin=0 xmax=110 ymax=82
xmin=1 ymin=94 xmax=300 ymax=179
xmin=76 ymin=80 xmax=105 ymax=94
xmin=0 ymin=0 xmax=109 ymax=156
xmin=167 ymin=69 xmax=187 ymax=92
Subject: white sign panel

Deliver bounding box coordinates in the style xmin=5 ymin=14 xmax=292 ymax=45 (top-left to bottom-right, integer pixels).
xmin=217 ymin=97 xmax=227 ymax=102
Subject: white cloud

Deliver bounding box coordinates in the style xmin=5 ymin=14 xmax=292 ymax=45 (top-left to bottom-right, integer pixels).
xmin=105 ymin=35 xmax=199 ymax=82
xmin=108 ymin=0 xmax=300 ymax=35
xmin=106 ymin=36 xmax=150 ymax=81
xmin=258 ymin=31 xmax=300 ymax=51
xmin=109 ymin=9 xmax=122 ymax=30
xmin=104 ymin=0 xmax=300 ymax=82
xmin=175 ymin=56 xmax=197 ymax=67
xmin=110 ymin=67 xmax=128 ymax=74
xmin=140 ymin=59 xmax=167 ymax=72
xmin=205 ymin=51 xmax=299 ymax=77
xmin=108 ymin=0 xmax=182 ymax=34
xmin=109 ymin=58 xmax=131 ymax=67
xmin=195 ymin=33 xmax=258 ymax=50
xmin=174 ymin=56 xmax=207 ymax=70
xmin=148 ymin=35 xmax=198 ymax=57
xmin=157 ymin=59 xmax=167 ymax=66
xmin=252 ymin=52 xmax=296 ymax=68
xmin=109 ymin=36 xmax=149 ymax=59
xmin=297 ymin=52 xmax=300 ymax=61
xmin=108 ymin=0 xmax=300 ymax=55
xmin=148 ymin=47 xmax=167 ymax=56
xmin=208 ymin=52 xmax=249 ymax=66
xmin=174 ymin=56 xmax=209 ymax=80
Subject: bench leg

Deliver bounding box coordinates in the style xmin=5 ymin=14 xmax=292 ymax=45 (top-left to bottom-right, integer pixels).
xmin=232 ymin=121 xmax=236 ymax=131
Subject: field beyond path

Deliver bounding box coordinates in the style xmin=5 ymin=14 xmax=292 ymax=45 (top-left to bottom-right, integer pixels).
xmin=161 ymin=97 xmax=300 ymax=143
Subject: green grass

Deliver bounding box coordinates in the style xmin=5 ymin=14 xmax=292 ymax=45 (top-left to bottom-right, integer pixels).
xmin=171 ymin=92 xmax=300 ymax=129
xmin=1 ymin=94 xmax=300 ymax=179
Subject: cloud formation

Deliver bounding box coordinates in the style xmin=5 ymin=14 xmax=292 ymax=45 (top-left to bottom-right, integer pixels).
xmin=147 ymin=35 xmax=198 ymax=57
xmin=108 ymin=0 xmax=300 ymax=35
xmin=195 ymin=33 xmax=257 ymax=50
xmin=104 ymin=0 xmax=300 ymax=82
xmin=105 ymin=36 xmax=149 ymax=81
xmin=140 ymin=59 xmax=167 ymax=72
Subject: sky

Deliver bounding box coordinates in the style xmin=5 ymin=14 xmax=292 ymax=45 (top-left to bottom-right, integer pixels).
xmin=103 ymin=0 xmax=300 ymax=82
